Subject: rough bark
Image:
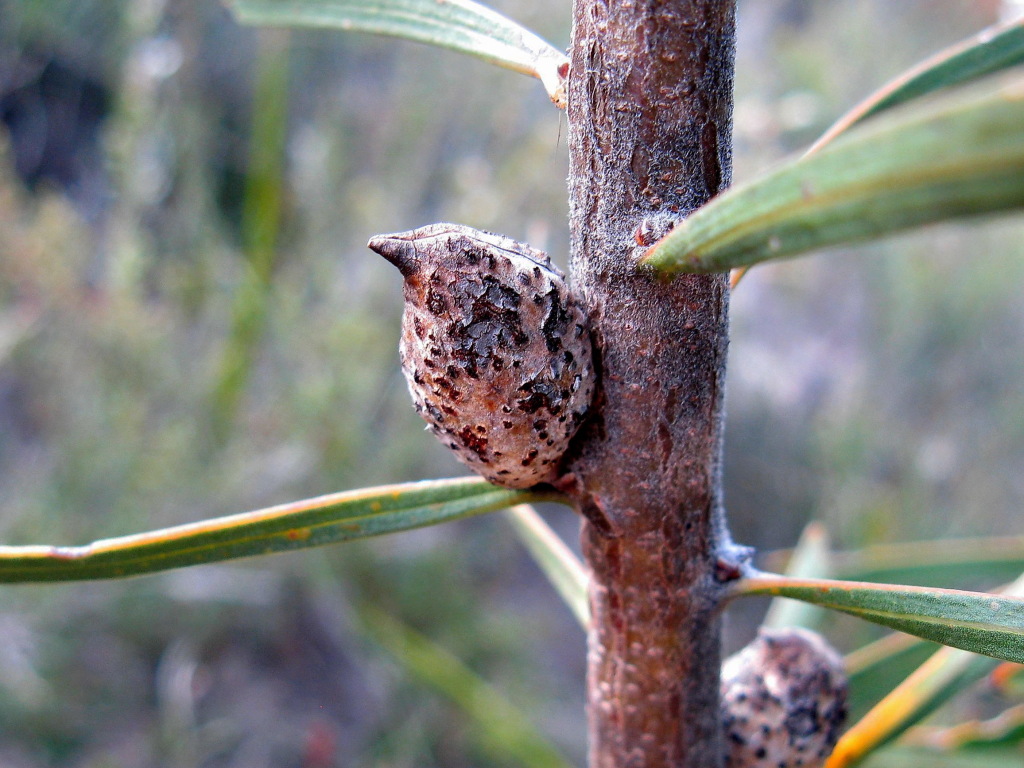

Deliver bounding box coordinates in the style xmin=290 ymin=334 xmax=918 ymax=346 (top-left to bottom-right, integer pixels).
xmin=563 ymin=2 xmax=737 ymax=767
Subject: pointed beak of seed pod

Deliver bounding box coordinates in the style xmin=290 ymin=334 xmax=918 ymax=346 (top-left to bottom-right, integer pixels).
xmin=368 ymin=232 xmax=420 ymax=277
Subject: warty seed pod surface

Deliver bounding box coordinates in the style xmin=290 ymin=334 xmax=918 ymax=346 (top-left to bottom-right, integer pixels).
xmin=369 ymin=223 xmax=595 ymax=489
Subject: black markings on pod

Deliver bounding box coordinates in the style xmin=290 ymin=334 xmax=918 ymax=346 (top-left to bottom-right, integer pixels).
xmin=721 ymin=628 xmax=848 ymax=768
xmin=369 ymin=223 xmax=595 ymax=489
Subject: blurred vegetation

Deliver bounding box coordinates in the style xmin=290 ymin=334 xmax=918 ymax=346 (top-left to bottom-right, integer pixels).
xmin=0 ymin=0 xmax=1021 ymax=765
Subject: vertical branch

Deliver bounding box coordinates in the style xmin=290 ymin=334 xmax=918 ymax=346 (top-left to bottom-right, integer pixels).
xmin=564 ymin=2 xmax=736 ymax=767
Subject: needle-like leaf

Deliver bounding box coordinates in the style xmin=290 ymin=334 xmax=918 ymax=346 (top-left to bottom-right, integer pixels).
xmin=730 ymin=572 xmax=1024 ymax=664
xmin=844 ymin=633 xmax=939 ymax=723
xmin=761 ymin=535 xmax=1024 ymax=588
xmin=644 ymin=70 xmax=1024 ymax=275
xmin=0 ymin=478 xmax=557 ymax=582
xmin=762 ymin=520 xmax=832 ymax=630
xmin=729 ymin=19 xmax=1024 ymax=288
xmin=229 ymin=0 xmax=568 ymax=105
xmin=811 ymin=17 xmax=1024 ymax=152
xmin=825 ymin=573 xmax=1024 ymax=767
xmin=827 ymin=644 xmax=999 ymax=768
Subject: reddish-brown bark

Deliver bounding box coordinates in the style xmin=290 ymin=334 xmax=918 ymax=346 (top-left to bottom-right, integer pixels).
xmin=563 ymin=2 xmax=737 ymax=766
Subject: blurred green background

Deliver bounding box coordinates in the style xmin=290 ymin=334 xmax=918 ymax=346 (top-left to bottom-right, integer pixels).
xmin=0 ymin=0 xmax=1021 ymax=765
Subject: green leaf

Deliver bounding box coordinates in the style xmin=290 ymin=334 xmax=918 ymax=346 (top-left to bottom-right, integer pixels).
xmin=859 ymin=746 xmax=1024 ymax=768
xmin=0 ymin=478 xmax=557 ymax=582
xmin=229 ymin=0 xmax=568 ymax=105
xmin=762 ymin=520 xmax=832 ymax=630
xmin=730 ymin=573 xmax=1024 ymax=664
xmin=360 ymin=605 xmax=574 ymax=768
xmin=828 ymin=574 xmax=1024 ymax=766
xmin=729 ymin=20 xmax=1024 ymax=290
xmin=830 ymin=535 xmax=1024 ymax=588
xmin=643 ymin=70 xmax=1024 ymax=275
xmin=505 ymin=504 xmax=589 ymax=629
xmin=830 ymin=644 xmax=997 ymax=767
xmin=812 ymin=18 xmax=1024 ymax=151
xmin=844 ymin=633 xmax=941 ymax=723
xmin=762 ymin=535 xmax=1024 ymax=589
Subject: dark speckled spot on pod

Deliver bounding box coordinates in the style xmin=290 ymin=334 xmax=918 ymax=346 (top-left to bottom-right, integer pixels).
xmin=369 ymin=223 xmax=595 ymax=489
xmin=721 ymin=628 xmax=848 ymax=768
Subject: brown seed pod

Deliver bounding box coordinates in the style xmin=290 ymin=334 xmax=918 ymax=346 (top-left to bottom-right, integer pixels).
xmin=721 ymin=627 xmax=848 ymax=768
xmin=368 ymin=223 xmax=594 ymax=489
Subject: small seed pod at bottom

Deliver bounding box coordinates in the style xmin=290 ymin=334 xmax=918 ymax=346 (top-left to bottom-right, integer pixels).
xmin=368 ymin=223 xmax=594 ymax=489
xmin=721 ymin=627 xmax=848 ymax=768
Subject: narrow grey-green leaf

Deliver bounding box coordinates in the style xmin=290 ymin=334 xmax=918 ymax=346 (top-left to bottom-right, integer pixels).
xmin=860 ymin=747 xmax=1024 ymax=768
xmin=830 ymin=535 xmax=1024 ymax=588
xmin=762 ymin=520 xmax=832 ymax=630
xmin=730 ymin=573 xmax=1024 ymax=664
xmin=833 ymin=574 xmax=1024 ymax=764
xmin=812 ymin=18 xmax=1024 ymax=151
xmin=844 ymin=634 xmax=941 ymax=723
xmin=0 ymin=478 xmax=556 ymax=582
xmin=843 ymin=638 xmax=937 ymax=729
xmin=230 ymin=0 xmax=568 ymax=105
xmin=762 ymin=535 xmax=1024 ymax=589
xmin=643 ymin=70 xmax=1024 ymax=275
xmin=835 ymin=644 xmax=997 ymax=766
